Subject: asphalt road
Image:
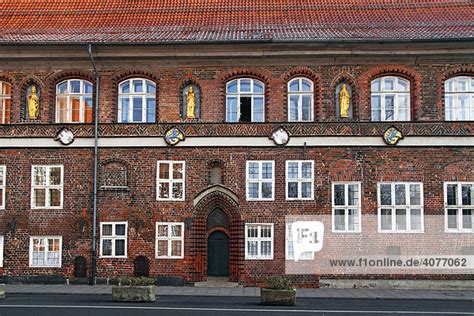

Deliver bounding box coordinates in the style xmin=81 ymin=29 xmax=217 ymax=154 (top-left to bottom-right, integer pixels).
xmin=0 ymin=294 xmax=472 ymax=316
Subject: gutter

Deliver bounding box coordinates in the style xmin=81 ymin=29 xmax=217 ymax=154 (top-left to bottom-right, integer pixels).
xmin=87 ymin=43 xmax=100 ymax=286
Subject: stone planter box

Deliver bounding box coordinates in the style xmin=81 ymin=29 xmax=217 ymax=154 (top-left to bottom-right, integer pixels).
xmin=0 ymin=284 xmax=5 ymax=299
xmin=112 ymin=285 xmax=155 ymax=302
xmin=260 ymin=288 xmax=296 ymax=306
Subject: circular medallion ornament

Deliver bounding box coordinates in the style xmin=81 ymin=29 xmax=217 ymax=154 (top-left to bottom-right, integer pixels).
xmin=55 ymin=128 xmax=75 ymax=146
xmin=383 ymin=126 xmax=403 ymax=145
xmin=164 ymin=127 xmax=185 ymax=146
xmin=270 ymin=127 xmax=290 ymax=146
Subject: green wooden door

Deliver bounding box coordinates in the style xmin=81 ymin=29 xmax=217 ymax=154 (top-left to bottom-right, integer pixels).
xmin=207 ymin=231 xmax=229 ymax=276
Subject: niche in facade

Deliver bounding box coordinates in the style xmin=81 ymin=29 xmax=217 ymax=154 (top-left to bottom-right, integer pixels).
xmin=207 ymin=208 xmax=230 ymax=230
xmin=100 ymin=160 xmax=128 ymax=190
xmin=134 ymin=256 xmax=150 ymax=277
xmin=335 ymin=81 xmax=353 ymax=119
xmin=181 ymin=82 xmax=201 ymax=120
xmin=74 ymin=256 xmax=87 ymax=278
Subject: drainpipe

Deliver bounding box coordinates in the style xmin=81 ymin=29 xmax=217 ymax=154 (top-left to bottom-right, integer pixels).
xmin=87 ymin=43 xmax=100 ymax=285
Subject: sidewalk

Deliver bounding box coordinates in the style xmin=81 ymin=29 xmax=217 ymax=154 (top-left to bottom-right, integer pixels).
xmin=5 ymin=284 xmax=474 ymax=301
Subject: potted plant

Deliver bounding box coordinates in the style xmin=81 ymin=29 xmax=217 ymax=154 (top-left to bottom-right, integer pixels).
xmin=0 ymin=283 xmax=5 ymax=299
xmin=112 ymin=277 xmax=155 ymax=302
xmin=260 ymin=275 xmax=296 ymax=306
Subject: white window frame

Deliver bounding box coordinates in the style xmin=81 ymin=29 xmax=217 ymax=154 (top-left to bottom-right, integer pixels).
xmin=118 ymin=78 xmax=156 ymax=123
xmin=245 ymin=223 xmax=274 ymax=260
xmin=371 ymin=76 xmax=410 ymax=121
xmin=29 ymin=236 xmax=62 ymax=268
xmin=246 ymin=160 xmax=275 ymax=201
xmin=332 ymin=182 xmax=362 ymax=233
xmin=55 ymin=79 xmax=93 ymax=123
xmin=285 ymin=160 xmax=314 ymax=200
xmin=0 ymin=236 xmax=3 ymax=267
xmin=377 ymin=182 xmax=424 ymax=233
xmin=444 ymin=182 xmax=474 ymax=233
xmin=444 ymin=76 xmax=474 ymax=121
xmin=155 ymin=222 xmax=185 ymax=259
xmin=0 ymin=81 xmax=11 ymax=124
xmin=226 ymin=78 xmax=265 ymax=122
xmin=287 ymin=77 xmax=314 ymax=122
xmin=31 ymin=165 xmax=64 ymax=209
xmin=285 ymin=223 xmax=314 ymax=260
xmin=0 ymin=165 xmax=5 ymax=210
xmin=100 ymin=222 xmax=128 ymax=258
xmin=156 ymin=161 xmax=186 ymax=201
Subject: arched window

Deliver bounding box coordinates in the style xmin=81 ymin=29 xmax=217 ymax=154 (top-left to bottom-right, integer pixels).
xmin=445 ymin=76 xmax=474 ymax=121
xmin=118 ymin=78 xmax=156 ymax=123
xmin=56 ymin=79 xmax=93 ymax=123
xmin=0 ymin=81 xmax=11 ymax=124
xmin=226 ymin=78 xmax=264 ymax=122
xmin=288 ymin=77 xmax=313 ymax=121
xmin=371 ymin=76 xmax=410 ymax=121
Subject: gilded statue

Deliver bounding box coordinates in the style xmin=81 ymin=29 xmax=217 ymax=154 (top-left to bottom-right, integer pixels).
xmin=186 ymin=86 xmax=196 ymax=119
xmin=339 ymin=83 xmax=350 ymax=118
xmin=28 ymin=86 xmax=40 ymax=120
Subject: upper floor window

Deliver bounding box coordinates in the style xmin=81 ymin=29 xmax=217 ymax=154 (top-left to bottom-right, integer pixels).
xmin=288 ymin=77 xmax=313 ymax=122
xmin=31 ymin=165 xmax=63 ymax=209
xmin=246 ymin=161 xmax=274 ymax=201
xmin=286 ymin=160 xmax=314 ymax=200
xmin=0 ymin=81 xmax=11 ymax=124
xmin=445 ymin=76 xmax=474 ymax=121
xmin=226 ymin=78 xmax=264 ymax=122
xmin=118 ymin=78 xmax=156 ymax=123
xmin=56 ymin=79 xmax=93 ymax=123
xmin=445 ymin=183 xmax=473 ymax=232
xmin=157 ymin=161 xmax=185 ymax=201
xmin=0 ymin=166 xmax=5 ymax=210
xmin=378 ymin=182 xmax=423 ymax=233
xmin=371 ymin=77 xmax=410 ymax=121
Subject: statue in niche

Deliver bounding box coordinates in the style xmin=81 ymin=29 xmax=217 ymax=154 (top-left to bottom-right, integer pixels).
xmin=336 ymin=82 xmax=352 ymax=119
xmin=186 ymin=86 xmax=196 ymax=119
xmin=28 ymin=85 xmax=40 ymax=120
xmin=339 ymin=83 xmax=350 ymax=118
xmin=182 ymin=84 xmax=200 ymax=120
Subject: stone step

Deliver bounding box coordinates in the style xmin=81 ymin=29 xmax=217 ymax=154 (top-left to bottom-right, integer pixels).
xmin=194 ymin=277 xmax=242 ymax=288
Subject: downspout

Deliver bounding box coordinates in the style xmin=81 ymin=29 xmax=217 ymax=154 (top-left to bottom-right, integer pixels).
xmin=87 ymin=43 xmax=100 ymax=285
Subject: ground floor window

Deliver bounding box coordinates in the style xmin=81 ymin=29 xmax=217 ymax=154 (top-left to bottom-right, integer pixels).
xmin=332 ymin=182 xmax=361 ymax=232
xmin=245 ymin=223 xmax=273 ymax=259
xmin=100 ymin=222 xmax=127 ymax=258
xmin=378 ymin=182 xmax=423 ymax=233
xmin=0 ymin=236 xmax=3 ymax=267
xmin=445 ymin=182 xmax=473 ymax=232
xmin=156 ymin=222 xmax=184 ymax=259
xmin=29 ymin=236 xmax=62 ymax=267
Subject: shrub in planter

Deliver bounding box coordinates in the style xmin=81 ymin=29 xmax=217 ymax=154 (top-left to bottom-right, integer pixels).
xmin=0 ymin=284 xmax=5 ymax=299
xmin=260 ymin=276 xmax=296 ymax=306
xmin=112 ymin=277 xmax=155 ymax=302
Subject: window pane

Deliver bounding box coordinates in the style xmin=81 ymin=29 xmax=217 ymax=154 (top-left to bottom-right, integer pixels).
xmin=371 ymin=79 xmax=380 ymax=92
xmin=240 ymin=79 xmax=251 ymax=92
xmin=120 ymin=81 xmax=130 ymax=94
xmin=102 ymin=239 xmax=112 ymax=256
xmin=261 ymin=163 xmax=272 ymax=179
xmin=102 ymin=224 xmax=113 ymax=236
xmin=172 ymin=163 xmax=183 ymax=179
xmin=227 ymin=81 xmax=237 ymax=93
xmin=247 ymin=241 xmax=258 ymax=256
xmin=115 ymin=224 xmax=126 ymax=236
xmin=348 ymin=184 xmax=359 ymax=206
xmin=462 ymin=209 xmax=472 ymax=229
xmin=119 ymin=97 xmax=129 ymax=123
xmin=447 ymin=209 xmax=458 ymax=229
xmin=34 ymin=188 xmax=46 ymax=207
xmin=301 ymin=162 xmax=312 ymax=178
xmin=49 ymin=188 xmax=61 ymax=207
xmin=34 ymin=167 xmax=47 ymax=185
xmin=70 ymin=80 xmax=81 ymax=93
xmin=289 ymin=80 xmax=299 ymax=92
xmin=348 ymin=209 xmax=359 ymax=231
xmin=447 ymin=184 xmax=457 ymax=205
xmin=133 ymin=80 xmax=143 ymax=93
xmin=334 ymin=185 xmax=345 ymax=206
xmin=254 ymin=81 xmax=264 ymax=93
xmin=248 ymin=162 xmax=259 ymax=179
xmin=301 ymin=182 xmax=312 ymax=198
xmin=302 ymin=79 xmax=312 ymax=92
xmin=396 ymin=209 xmax=407 ymax=230
xmin=57 ymin=82 xmax=67 ymax=94
xmin=247 ymin=226 xmax=258 ymax=238
xmin=261 ymin=241 xmax=271 ymax=257
xmin=301 ymin=95 xmax=312 ymax=121
xmin=172 ymin=182 xmax=183 ymax=199
xmin=84 ymin=97 xmax=93 ymax=123
xmin=57 ymin=97 xmax=68 ymax=123
xmin=115 ymin=239 xmax=125 ymax=256
xmin=410 ymin=184 xmax=421 ymax=205
xmin=132 ymin=97 xmax=143 ymax=122
xmin=287 ymin=162 xmax=298 ymax=179
xmin=159 ymin=182 xmax=170 ymax=198
xmin=288 ymin=182 xmax=298 ymax=198
xmin=384 ymin=78 xmax=395 ymax=91
xmin=157 ymin=225 xmax=168 ymax=237
xmin=171 ymin=240 xmax=182 ymax=257
xmin=157 ymin=240 xmax=168 ymax=257
xmin=226 ymin=96 xmax=238 ymax=122
xmin=159 ymin=163 xmax=170 ymax=179
xmin=410 ymin=209 xmax=422 ymax=231
xmin=371 ymin=95 xmax=381 ymax=121
xmin=334 ymin=209 xmax=345 ymax=231
xmin=248 ymin=183 xmax=259 ymax=199
xmin=146 ymin=82 xmax=156 ymax=93
xmin=261 ymin=182 xmax=273 ymax=199
xmin=146 ymin=98 xmax=155 ymax=123
xmin=397 ymin=95 xmax=409 ymax=121
xmin=84 ymin=82 xmax=93 ymax=94
xmin=49 ymin=167 xmax=61 ymax=185
xmin=397 ymin=79 xmax=409 ymax=91
xmin=171 ymin=224 xmax=182 ymax=237
xmin=381 ymin=209 xmax=392 ymax=230
xmin=462 ymin=184 xmax=473 ymax=206
xmin=289 ymin=95 xmax=299 ymax=121
xmin=253 ymin=97 xmax=264 ymax=122
xmin=70 ymin=96 xmax=81 ymax=122
xmin=384 ymin=95 xmax=394 ymax=121
xmin=395 ymin=184 xmax=406 ymax=205
xmin=380 ymin=185 xmax=392 ymax=205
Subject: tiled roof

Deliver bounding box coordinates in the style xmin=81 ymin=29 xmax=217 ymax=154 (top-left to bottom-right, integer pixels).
xmin=0 ymin=0 xmax=472 ymax=44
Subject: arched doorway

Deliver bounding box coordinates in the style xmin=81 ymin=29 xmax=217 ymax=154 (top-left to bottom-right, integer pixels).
xmin=207 ymin=231 xmax=229 ymax=277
